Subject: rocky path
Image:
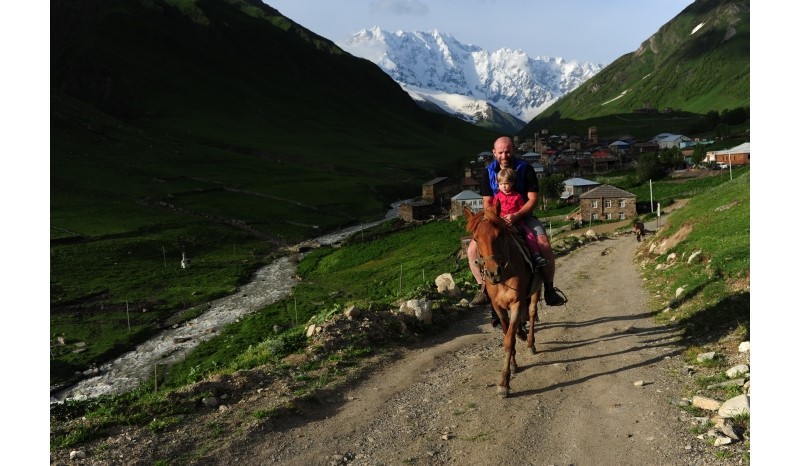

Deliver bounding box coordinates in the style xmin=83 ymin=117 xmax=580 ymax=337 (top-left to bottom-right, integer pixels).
xmin=204 ymin=232 xmax=712 ymax=466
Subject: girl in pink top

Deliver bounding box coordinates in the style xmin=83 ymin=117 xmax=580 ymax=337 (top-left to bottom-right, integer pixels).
xmin=492 ymin=168 xmax=547 ymax=268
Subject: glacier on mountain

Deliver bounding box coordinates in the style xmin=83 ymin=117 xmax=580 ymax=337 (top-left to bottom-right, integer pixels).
xmin=339 ymin=27 xmax=603 ymax=124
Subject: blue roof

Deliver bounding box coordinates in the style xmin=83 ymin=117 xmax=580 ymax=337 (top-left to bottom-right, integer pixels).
xmin=563 ymin=177 xmax=600 ymax=187
xmin=452 ymin=190 xmax=482 ymax=200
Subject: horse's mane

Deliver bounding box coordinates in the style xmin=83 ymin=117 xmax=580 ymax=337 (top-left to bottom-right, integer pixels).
xmin=466 ymin=207 xmax=513 ymax=234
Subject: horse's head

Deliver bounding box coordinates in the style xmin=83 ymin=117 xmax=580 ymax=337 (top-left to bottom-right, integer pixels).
xmin=464 ymin=205 xmax=510 ymax=285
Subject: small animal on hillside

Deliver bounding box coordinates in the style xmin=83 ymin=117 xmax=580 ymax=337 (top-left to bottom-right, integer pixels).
xmin=634 ymin=220 xmax=646 ymax=242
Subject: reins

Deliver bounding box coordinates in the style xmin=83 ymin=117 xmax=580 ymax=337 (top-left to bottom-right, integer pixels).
xmin=473 ymin=216 xmax=516 ymax=287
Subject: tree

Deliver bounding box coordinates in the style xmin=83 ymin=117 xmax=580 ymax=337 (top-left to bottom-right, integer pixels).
xmin=539 ymin=174 xmax=565 ymax=209
xmin=658 ymin=147 xmax=682 ymax=169
xmin=691 ymin=144 xmax=706 ymax=166
xmin=715 ymin=123 xmax=731 ymax=140
xmin=705 ymin=110 xmax=721 ymax=129
xmin=636 ymin=152 xmax=665 ymax=183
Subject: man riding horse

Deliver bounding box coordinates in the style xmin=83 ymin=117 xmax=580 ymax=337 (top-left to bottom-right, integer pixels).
xmin=467 ymin=136 xmax=566 ymax=311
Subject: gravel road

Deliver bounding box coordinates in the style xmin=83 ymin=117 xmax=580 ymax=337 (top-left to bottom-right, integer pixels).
xmin=54 ymin=207 xmax=727 ymax=466
xmin=206 ymin=232 xmax=712 ymax=466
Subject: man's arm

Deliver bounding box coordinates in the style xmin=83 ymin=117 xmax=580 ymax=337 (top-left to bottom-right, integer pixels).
xmin=482 ymin=195 xmax=494 ymax=212
xmin=514 ymin=165 xmax=539 ymax=220
xmin=514 ymin=191 xmax=537 ymax=220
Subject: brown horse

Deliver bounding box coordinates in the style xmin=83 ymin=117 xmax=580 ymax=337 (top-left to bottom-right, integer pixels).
xmin=464 ymin=204 xmax=543 ymax=397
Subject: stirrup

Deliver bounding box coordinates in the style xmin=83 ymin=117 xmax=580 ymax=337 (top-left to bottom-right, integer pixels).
xmin=545 ymin=287 xmax=568 ymax=306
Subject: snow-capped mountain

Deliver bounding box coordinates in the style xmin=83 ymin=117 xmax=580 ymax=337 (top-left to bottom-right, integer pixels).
xmin=339 ymin=27 xmax=603 ymax=128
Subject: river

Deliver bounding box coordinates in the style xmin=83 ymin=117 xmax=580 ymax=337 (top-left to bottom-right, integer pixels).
xmin=50 ymin=201 xmax=406 ymax=403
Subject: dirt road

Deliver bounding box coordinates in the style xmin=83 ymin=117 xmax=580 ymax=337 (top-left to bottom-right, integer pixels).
xmin=207 ymin=234 xmax=708 ymax=465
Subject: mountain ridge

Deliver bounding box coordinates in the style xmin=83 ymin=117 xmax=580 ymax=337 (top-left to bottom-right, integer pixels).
xmin=523 ymin=0 xmax=749 ymax=137
xmin=339 ymin=26 xmax=603 ymax=132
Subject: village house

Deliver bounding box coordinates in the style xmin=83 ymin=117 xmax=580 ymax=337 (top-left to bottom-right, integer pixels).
xmin=560 ymin=177 xmax=601 ymax=204
xmin=520 ymin=151 xmax=541 ymax=163
xmin=652 ymin=133 xmax=692 ymax=150
xmin=550 ymin=157 xmax=575 ymax=175
xmin=578 ymin=184 xmax=637 ymax=222
xmin=460 ymin=166 xmax=480 ymax=192
xmin=398 ymin=200 xmax=435 ymax=222
xmin=608 ymin=140 xmax=631 ymax=155
xmin=449 ymin=190 xmax=483 ymax=220
xmin=422 ymin=177 xmax=459 ymax=207
xmin=399 ymin=176 xmax=460 ymax=222
xmin=704 ymin=142 xmax=750 ymax=167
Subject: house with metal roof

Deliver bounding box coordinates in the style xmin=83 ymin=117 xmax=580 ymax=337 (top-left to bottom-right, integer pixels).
xmin=521 ymin=152 xmax=541 ymax=163
xmin=561 ymin=177 xmax=601 ymax=203
xmin=450 ymin=190 xmax=483 ymax=220
xmin=530 ymin=162 xmax=545 ymax=179
xmin=578 ymin=184 xmax=637 ymax=222
xmin=651 ymin=133 xmax=692 ymax=149
xmin=608 ymin=140 xmax=631 ymax=155
xmin=704 ymin=142 xmax=750 ymax=167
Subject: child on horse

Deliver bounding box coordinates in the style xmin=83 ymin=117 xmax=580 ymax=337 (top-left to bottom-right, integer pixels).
xmin=493 ymin=168 xmax=547 ymax=269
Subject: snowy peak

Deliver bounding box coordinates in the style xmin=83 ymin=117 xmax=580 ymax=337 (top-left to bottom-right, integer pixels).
xmin=339 ymin=27 xmax=603 ymax=127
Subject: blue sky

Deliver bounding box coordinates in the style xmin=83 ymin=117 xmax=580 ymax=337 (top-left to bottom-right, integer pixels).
xmin=265 ymin=0 xmax=695 ymax=64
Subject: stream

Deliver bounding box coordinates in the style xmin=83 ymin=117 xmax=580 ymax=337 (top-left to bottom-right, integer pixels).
xmin=50 ymin=202 xmax=405 ymax=404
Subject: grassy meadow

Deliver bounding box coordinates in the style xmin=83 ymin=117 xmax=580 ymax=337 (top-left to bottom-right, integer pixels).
xmin=642 ymin=171 xmax=750 ymax=341
xmin=50 ymin=93 xmax=496 ymax=387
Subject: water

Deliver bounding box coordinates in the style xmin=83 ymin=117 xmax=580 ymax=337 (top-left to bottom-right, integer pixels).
xmin=50 ymin=201 xmax=406 ymax=403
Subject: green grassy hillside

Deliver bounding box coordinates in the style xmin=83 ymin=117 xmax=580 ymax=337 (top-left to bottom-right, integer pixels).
xmin=50 ymin=0 xmax=497 ymax=385
xmin=520 ymin=0 xmax=749 ymax=139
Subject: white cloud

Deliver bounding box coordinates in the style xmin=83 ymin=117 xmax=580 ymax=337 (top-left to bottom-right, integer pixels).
xmin=369 ymin=0 xmax=429 ymax=16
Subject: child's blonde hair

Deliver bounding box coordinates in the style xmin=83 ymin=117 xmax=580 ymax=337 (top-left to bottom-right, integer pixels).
xmin=497 ymin=168 xmax=517 ymax=184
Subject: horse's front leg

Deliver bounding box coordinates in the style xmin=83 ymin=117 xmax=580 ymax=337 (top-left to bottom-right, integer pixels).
xmin=526 ymin=292 xmax=540 ymax=354
xmin=497 ymin=303 xmax=520 ymax=398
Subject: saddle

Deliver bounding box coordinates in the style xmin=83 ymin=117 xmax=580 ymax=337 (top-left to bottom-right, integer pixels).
xmin=509 ymin=226 xmax=539 ymax=297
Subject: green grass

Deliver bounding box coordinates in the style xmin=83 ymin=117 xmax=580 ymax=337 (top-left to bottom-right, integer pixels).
xmin=51 ymin=170 xmax=751 ymax=457
xmin=523 ymin=0 xmax=749 ymax=138
xmin=642 ymin=171 xmax=750 ymax=346
xmin=161 ymin=218 xmax=472 ymax=388
xmin=49 ymin=89 xmax=494 ymax=386
xmin=49 ymin=216 xmax=475 ymax=451
xmin=638 ymin=170 xmax=749 ymax=461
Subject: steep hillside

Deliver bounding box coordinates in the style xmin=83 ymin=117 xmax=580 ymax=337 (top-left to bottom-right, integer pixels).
xmin=521 ymin=0 xmax=749 ymax=136
xmin=50 ymin=0 xmax=497 ymax=387
xmin=51 ymin=0 xmax=497 ymax=239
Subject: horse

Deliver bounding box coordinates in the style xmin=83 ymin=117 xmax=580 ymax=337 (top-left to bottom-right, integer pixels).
xmin=634 ymin=221 xmax=646 ymax=242
xmin=464 ymin=204 xmax=543 ymax=397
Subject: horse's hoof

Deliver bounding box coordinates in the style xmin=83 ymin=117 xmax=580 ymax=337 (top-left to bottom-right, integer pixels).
xmin=496 ymin=386 xmax=509 ymax=398
xmin=527 ymin=346 xmax=536 ymax=355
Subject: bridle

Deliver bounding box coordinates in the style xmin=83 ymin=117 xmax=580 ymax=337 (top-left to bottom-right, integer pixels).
xmin=473 ymin=217 xmax=512 ymax=284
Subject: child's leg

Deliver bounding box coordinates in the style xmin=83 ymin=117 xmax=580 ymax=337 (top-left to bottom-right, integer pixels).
xmin=520 ymin=224 xmax=541 ymax=255
xmin=521 ymin=223 xmax=547 ymax=267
